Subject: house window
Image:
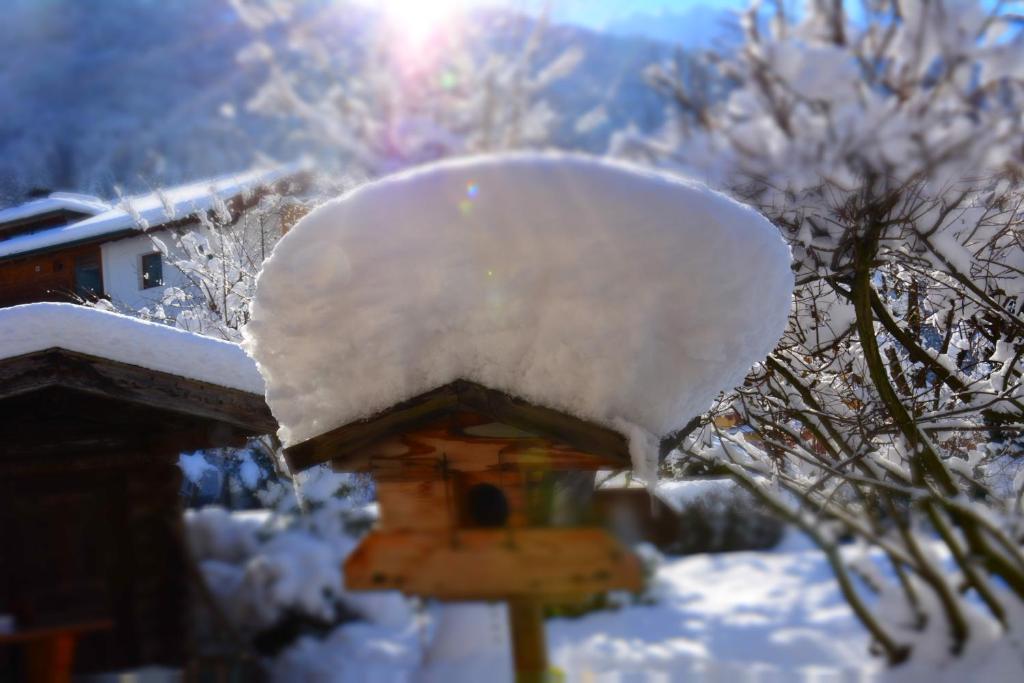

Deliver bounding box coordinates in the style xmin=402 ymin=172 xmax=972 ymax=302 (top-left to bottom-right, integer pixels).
xmin=140 ymin=253 xmax=163 ymax=289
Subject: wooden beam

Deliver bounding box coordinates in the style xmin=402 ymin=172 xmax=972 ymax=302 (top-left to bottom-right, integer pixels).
xmin=354 ymin=421 xmax=626 ymax=480
xmin=0 ymin=349 xmax=275 ymax=435
xmin=507 ymin=598 xmax=549 ymax=683
xmin=286 ymin=388 xmax=460 ymax=471
xmin=0 ymin=229 xmax=137 ymax=266
xmin=0 ymin=386 xmax=253 ymax=463
xmin=343 ymin=528 xmax=643 ymax=599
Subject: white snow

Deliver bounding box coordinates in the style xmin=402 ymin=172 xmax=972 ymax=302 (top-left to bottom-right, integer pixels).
xmin=186 ymin=507 xmax=268 ymax=565
xmin=549 ymin=539 xmax=875 ymax=681
xmin=596 ymin=472 xmax=737 ymax=513
xmin=189 ymin=507 xmax=1024 ymax=682
xmin=0 ymin=302 xmax=264 ymax=393
xmin=180 ymin=452 xmax=218 ymax=485
xmin=245 ymin=153 xmax=793 ymax=477
xmin=0 ymin=166 xmax=292 ymax=260
xmin=0 ymin=192 xmax=111 ymax=225
xmin=238 ymin=451 xmax=264 ymax=490
xmin=652 ymin=478 xmax=737 ymax=514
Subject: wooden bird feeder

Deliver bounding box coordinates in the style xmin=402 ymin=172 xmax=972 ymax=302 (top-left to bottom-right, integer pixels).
xmin=285 ymin=380 xmax=643 ymax=682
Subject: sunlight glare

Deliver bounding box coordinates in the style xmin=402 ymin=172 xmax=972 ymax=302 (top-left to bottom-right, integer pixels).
xmin=379 ymin=0 xmax=469 ymax=47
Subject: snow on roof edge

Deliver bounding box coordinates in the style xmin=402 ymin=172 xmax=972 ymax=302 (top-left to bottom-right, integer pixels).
xmin=0 ymin=164 xmax=302 ymax=261
xmin=596 ymin=472 xmax=738 ymax=512
xmin=0 ymin=303 xmax=265 ymax=395
xmin=0 ymin=193 xmax=111 ymax=225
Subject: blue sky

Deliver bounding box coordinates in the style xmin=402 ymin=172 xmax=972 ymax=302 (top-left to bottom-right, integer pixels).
xmin=368 ymin=0 xmax=749 ymax=41
xmin=543 ymin=0 xmax=747 ymax=29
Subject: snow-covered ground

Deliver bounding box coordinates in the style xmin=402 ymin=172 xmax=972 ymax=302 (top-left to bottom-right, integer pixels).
xmin=301 ymin=543 xmax=1023 ymax=682
xmin=402 ymin=533 xmax=878 ymax=683
xmin=550 ymin=537 xmax=874 ymax=682
xmin=189 ymin=504 xmax=1023 ymax=682
xmin=390 ymin=536 xmax=871 ymax=683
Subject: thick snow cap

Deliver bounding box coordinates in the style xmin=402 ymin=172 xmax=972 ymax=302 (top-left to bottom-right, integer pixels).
xmin=245 ymin=153 xmax=793 ymax=479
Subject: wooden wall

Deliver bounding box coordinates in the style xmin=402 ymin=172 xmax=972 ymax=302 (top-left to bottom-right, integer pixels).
xmin=0 ymin=378 xmax=266 ymax=677
xmin=0 ymin=244 xmax=103 ymax=308
xmin=0 ymin=454 xmax=187 ymax=674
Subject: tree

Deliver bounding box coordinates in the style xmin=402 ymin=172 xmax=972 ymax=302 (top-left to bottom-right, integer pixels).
xmin=82 ymin=186 xmax=312 ymax=507
xmin=228 ymin=0 xmax=582 ymax=179
xmin=620 ymin=0 xmax=1024 ymax=663
xmin=138 ymin=189 xmax=306 ymax=342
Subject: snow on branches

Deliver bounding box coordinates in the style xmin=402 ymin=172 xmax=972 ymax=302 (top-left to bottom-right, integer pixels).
xmin=228 ymin=0 xmax=582 ymax=179
xmin=622 ymin=0 xmax=1024 ymax=664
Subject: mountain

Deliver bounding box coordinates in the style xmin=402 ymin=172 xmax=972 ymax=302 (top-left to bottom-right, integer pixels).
xmin=603 ymin=6 xmax=742 ymax=49
xmin=0 ymin=0 xmax=281 ymax=202
xmin=0 ymin=0 xmax=675 ymax=204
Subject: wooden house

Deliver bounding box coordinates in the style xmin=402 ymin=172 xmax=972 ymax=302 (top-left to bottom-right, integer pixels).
xmin=0 ymin=168 xmax=306 ymax=310
xmin=0 ymin=304 xmax=275 ymax=679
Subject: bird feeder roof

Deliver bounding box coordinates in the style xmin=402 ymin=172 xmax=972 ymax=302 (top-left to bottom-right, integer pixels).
xmin=284 ymin=380 xmax=632 ymax=473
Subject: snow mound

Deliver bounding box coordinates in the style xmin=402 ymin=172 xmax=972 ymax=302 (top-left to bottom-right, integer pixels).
xmin=0 ymin=302 xmax=264 ymax=393
xmin=245 ymin=153 xmax=792 ymax=476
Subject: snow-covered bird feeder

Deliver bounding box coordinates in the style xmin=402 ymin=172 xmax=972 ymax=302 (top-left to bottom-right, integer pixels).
xmin=245 ymin=153 xmax=793 ymax=682
xmin=287 ymin=379 xmax=645 ymax=597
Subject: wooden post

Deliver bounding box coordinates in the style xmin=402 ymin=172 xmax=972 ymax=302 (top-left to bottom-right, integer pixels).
xmin=0 ymin=620 xmax=113 ymax=683
xmin=507 ymin=598 xmax=549 ymax=683
xmin=24 ymin=632 xmax=76 ymax=683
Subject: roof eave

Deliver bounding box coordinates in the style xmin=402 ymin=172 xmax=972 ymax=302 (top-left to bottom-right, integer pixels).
xmin=0 ymin=228 xmax=139 ymax=263
xmin=0 ymin=347 xmax=276 ymax=435
xmin=284 ymin=379 xmax=633 ymax=473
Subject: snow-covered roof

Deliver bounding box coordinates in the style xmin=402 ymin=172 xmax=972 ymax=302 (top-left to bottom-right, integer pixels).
xmin=0 ymin=192 xmax=111 ymax=225
xmin=596 ymin=472 xmax=737 ymax=512
xmin=244 ymin=153 xmax=793 ymax=479
xmin=653 ymin=478 xmax=737 ymax=513
xmin=0 ymin=302 xmax=265 ymax=394
xmin=0 ymin=166 xmax=294 ymax=260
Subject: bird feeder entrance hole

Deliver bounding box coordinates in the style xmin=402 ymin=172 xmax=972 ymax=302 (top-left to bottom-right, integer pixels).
xmin=284 ymin=381 xmax=644 ymax=682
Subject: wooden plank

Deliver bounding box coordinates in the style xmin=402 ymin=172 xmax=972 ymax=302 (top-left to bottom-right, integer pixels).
xmin=343 ymin=528 xmax=643 ymax=599
xmin=287 ymin=380 xmax=632 ymax=472
xmin=0 ymin=209 xmax=96 ymax=241
xmin=0 ymin=349 xmax=276 ymax=436
xmin=0 ymin=243 xmax=103 ymax=307
xmin=290 ymin=389 xmax=459 ymax=471
xmin=0 ymin=458 xmax=186 ymax=673
xmin=0 ymin=231 xmax=136 ymax=275
xmin=321 ymin=411 xmax=626 ymax=475
xmin=0 ymin=619 xmax=114 ymax=643
xmin=362 ymin=424 xmax=625 ymax=473
xmin=375 ymin=480 xmax=454 ymax=533
xmin=0 ymin=388 xmax=248 ymax=465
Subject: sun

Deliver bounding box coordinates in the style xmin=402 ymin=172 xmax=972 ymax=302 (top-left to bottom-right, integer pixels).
xmin=378 ymin=0 xmax=469 ymax=47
